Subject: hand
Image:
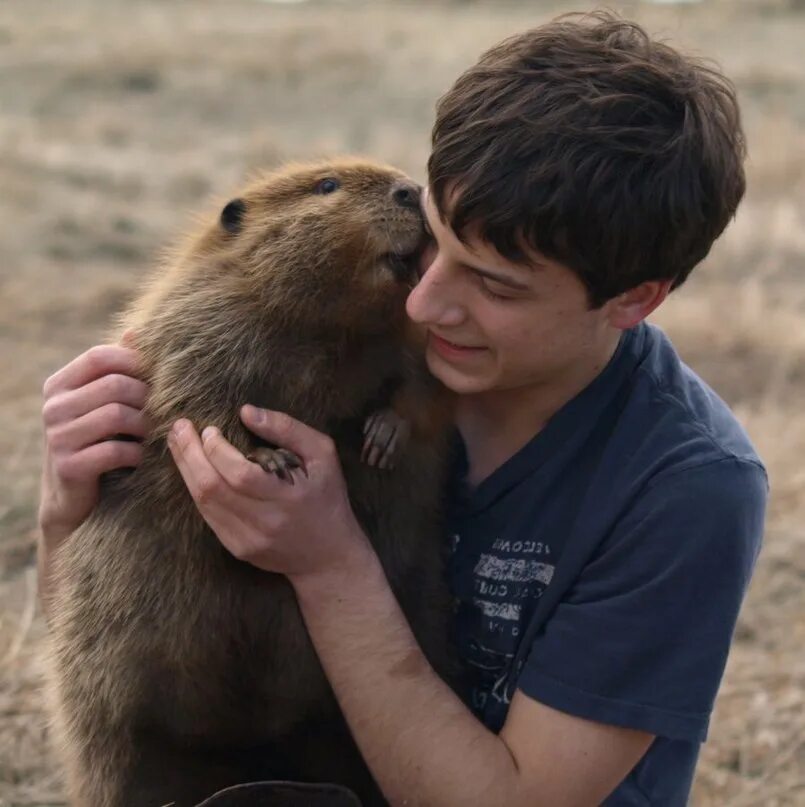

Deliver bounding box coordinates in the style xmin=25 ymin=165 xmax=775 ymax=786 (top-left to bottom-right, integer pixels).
xmin=39 ymin=332 xmax=149 ymax=550
xmin=167 ymin=405 xmax=373 ymax=584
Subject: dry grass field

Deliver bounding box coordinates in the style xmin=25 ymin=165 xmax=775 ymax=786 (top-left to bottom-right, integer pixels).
xmin=1 ymin=1 xmax=803 ymax=804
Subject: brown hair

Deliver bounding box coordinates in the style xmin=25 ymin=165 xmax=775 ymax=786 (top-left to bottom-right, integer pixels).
xmin=428 ymin=10 xmax=746 ymax=306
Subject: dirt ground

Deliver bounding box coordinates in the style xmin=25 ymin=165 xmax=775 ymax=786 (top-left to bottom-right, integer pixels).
xmin=1 ymin=0 xmax=803 ymax=804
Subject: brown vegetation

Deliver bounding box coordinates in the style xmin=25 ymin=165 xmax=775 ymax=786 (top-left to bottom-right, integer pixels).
xmin=1 ymin=1 xmax=803 ymax=804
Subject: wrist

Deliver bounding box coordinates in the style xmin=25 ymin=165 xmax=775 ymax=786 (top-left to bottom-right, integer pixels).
xmin=290 ymin=529 xmax=380 ymax=607
xmin=38 ymin=512 xmax=73 ymax=554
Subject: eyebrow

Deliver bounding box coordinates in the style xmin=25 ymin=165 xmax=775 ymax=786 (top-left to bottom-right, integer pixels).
xmin=422 ymin=190 xmax=534 ymax=292
xmin=466 ymin=264 xmax=532 ymax=291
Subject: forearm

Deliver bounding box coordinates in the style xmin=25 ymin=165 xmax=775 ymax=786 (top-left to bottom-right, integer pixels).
xmin=181 ymin=411 xmax=651 ymax=806
xmin=292 ymin=544 xmax=526 ymax=807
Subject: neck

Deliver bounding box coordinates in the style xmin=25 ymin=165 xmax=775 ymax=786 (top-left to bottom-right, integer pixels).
xmin=456 ymin=331 xmax=622 ymax=488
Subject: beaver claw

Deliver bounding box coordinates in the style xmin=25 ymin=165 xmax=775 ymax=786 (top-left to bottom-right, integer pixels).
xmin=361 ymin=408 xmax=410 ymax=470
xmin=247 ymin=446 xmax=306 ymax=484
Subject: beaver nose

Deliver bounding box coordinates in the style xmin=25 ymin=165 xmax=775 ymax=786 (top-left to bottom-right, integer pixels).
xmin=391 ymin=181 xmax=422 ymax=211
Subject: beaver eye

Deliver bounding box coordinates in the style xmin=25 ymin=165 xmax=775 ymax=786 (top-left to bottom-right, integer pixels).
xmin=314 ymin=178 xmax=340 ymax=195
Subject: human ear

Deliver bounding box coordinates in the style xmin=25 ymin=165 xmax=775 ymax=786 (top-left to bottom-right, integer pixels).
xmin=605 ymin=279 xmax=672 ymax=330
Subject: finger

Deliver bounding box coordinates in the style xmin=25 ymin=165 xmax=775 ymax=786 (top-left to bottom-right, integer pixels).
xmin=168 ymin=420 xmax=238 ymax=510
xmin=43 ymin=345 xmax=142 ymax=398
xmin=200 ymin=427 xmax=282 ymax=499
xmin=119 ymin=328 xmax=139 ymax=348
xmin=43 ymin=374 xmax=150 ymax=426
xmin=170 ymin=427 xmax=262 ymax=561
xmin=57 ymin=440 xmax=144 ymax=484
xmin=49 ymin=403 xmax=150 ymax=452
xmin=240 ymin=406 xmax=334 ymax=464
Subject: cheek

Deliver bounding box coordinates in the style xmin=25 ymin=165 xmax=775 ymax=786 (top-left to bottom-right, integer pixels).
xmin=485 ymin=305 xmax=573 ymax=366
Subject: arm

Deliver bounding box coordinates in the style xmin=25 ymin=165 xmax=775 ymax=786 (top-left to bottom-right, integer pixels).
xmin=168 ymin=408 xmax=652 ymax=806
xmin=293 ymin=548 xmax=652 ymax=807
xmin=38 ymin=338 xmax=149 ymax=617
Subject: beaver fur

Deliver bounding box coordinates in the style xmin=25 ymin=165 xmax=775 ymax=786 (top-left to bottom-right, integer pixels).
xmin=47 ymin=159 xmax=454 ymax=807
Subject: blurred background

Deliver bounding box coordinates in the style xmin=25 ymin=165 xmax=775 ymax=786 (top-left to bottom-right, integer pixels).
xmin=0 ymin=1 xmax=803 ymax=804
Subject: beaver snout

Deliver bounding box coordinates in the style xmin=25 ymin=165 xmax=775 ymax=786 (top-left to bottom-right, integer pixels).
xmin=390 ymin=180 xmax=422 ymax=211
xmin=381 ymin=179 xmax=425 ymax=284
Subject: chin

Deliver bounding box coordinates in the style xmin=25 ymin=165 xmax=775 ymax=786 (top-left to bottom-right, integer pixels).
xmin=425 ymin=349 xmax=493 ymax=395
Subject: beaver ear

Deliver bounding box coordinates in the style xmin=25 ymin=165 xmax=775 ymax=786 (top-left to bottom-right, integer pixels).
xmin=220 ymin=199 xmax=246 ymax=234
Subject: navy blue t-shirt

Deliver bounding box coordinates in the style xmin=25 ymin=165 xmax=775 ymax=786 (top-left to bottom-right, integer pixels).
xmin=446 ymin=323 xmax=766 ymax=806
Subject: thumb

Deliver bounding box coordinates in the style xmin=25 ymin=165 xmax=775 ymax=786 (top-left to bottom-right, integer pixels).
xmin=240 ymin=405 xmax=332 ymax=461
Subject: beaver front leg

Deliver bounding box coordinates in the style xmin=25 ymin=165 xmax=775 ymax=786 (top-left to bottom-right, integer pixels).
xmin=361 ymin=373 xmax=455 ymax=470
xmin=361 ymin=408 xmax=410 ymax=469
xmin=247 ymin=446 xmax=306 ymax=483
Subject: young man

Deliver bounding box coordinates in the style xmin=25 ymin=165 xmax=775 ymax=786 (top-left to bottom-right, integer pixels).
xmin=38 ymin=12 xmax=766 ymax=806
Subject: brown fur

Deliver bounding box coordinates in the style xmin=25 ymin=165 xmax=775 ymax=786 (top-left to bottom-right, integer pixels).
xmin=47 ymin=159 xmax=454 ymax=807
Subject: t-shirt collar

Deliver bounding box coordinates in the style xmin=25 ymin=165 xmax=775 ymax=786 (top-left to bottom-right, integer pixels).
xmin=451 ymin=323 xmax=648 ymax=515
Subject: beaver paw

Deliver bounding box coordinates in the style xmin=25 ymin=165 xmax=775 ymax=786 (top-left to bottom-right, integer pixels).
xmin=361 ymin=408 xmax=410 ymax=470
xmin=247 ymin=446 xmax=306 ymax=484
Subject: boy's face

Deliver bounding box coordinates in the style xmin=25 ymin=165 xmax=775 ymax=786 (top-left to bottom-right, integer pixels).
xmin=406 ymin=188 xmax=619 ymax=397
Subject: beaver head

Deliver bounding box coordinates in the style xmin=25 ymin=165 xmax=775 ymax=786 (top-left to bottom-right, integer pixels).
xmin=124 ymin=159 xmax=429 ymax=435
xmin=186 ymin=159 xmax=425 ymax=337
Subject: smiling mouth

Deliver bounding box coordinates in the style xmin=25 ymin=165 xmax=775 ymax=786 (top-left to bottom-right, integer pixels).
xmin=430 ymin=332 xmax=486 ymax=352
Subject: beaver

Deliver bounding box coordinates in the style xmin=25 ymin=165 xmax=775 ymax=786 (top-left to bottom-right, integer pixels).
xmin=47 ymin=159 xmax=454 ymax=807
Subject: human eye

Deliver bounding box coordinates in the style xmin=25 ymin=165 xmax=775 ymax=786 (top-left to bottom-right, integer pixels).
xmin=480 ymin=283 xmax=512 ymax=301
xmin=477 ymin=275 xmax=519 ymax=302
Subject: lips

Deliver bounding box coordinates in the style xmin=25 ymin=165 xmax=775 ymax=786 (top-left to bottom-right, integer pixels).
xmin=429 ymin=331 xmax=486 ymax=358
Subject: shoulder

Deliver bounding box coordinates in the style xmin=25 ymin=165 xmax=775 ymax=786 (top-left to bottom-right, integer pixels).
xmin=619 ymin=456 xmax=766 ymax=587
xmin=614 ymin=323 xmax=766 ymax=482
xmin=589 ymin=324 xmax=768 ymax=571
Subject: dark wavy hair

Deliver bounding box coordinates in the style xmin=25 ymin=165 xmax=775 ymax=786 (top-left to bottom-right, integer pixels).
xmin=428 ymin=10 xmax=746 ymax=307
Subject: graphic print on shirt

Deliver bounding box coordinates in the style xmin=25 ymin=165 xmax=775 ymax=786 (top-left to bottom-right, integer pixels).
xmin=454 ymin=534 xmax=555 ymax=718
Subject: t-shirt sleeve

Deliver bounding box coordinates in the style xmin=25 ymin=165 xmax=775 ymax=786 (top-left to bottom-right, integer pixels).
xmin=517 ymin=458 xmax=767 ymax=742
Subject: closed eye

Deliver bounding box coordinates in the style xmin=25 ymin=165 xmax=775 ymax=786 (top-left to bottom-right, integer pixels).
xmin=463 ymin=265 xmax=528 ymax=300
xmin=478 ymin=279 xmax=518 ymax=302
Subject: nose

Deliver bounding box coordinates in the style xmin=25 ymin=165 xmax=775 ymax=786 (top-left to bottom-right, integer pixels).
xmin=405 ymin=253 xmax=466 ymax=329
xmin=390 ymin=180 xmax=422 ymax=211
